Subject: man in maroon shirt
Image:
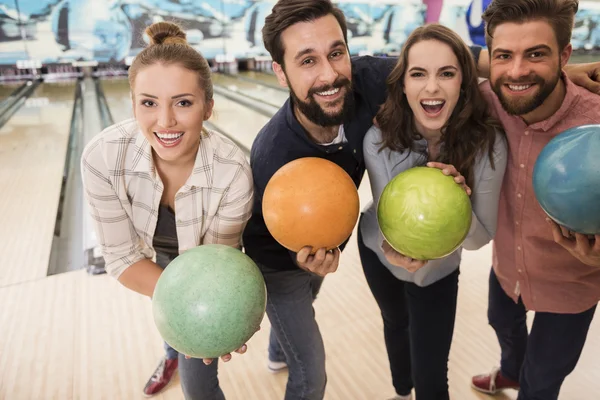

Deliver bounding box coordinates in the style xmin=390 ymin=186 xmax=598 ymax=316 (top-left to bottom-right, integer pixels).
xmin=470 ymin=1 xmax=600 ymax=399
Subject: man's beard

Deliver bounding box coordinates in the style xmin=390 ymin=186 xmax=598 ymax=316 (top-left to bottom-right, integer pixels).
xmin=288 ymin=75 xmax=355 ymax=127
xmin=492 ymin=65 xmax=561 ymax=116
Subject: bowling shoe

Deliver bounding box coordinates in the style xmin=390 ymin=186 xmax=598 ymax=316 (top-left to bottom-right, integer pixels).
xmin=267 ymin=360 xmax=288 ymax=373
xmin=388 ymin=393 xmax=413 ymax=400
xmin=143 ymin=356 xmax=178 ymax=397
xmin=471 ymin=367 xmax=520 ymax=394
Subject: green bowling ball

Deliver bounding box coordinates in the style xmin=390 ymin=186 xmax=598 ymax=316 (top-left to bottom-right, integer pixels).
xmin=152 ymin=244 xmax=266 ymax=359
xmin=377 ymin=166 xmax=472 ymax=260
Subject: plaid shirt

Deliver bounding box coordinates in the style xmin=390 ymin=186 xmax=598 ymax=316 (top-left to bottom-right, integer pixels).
xmin=81 ymin=118 xmax=253 ymax=278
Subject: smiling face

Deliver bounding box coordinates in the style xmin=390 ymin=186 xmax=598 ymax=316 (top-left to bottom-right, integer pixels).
xmin=489 ymin=19 xmax=570 ymax=116
xmin=403 ymin=39 xmax=462 ymax=137
xmin=132 ymin=63 xmax=213 ymax=164
xmin=272 ymin=14 xmax=353 ymax=127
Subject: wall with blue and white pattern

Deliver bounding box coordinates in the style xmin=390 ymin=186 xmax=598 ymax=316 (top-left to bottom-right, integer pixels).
xmin=0 ymin=0 xmax=597 ymax=66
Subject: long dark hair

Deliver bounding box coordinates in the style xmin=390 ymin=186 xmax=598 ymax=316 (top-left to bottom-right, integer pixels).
xmin=376 ymin=23 xmax=502 ymax=188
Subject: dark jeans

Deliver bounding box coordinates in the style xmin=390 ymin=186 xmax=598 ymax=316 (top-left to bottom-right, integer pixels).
xmin=357 ymin=225 xmax=459 ymax=400
xmin=258 ymin=262 xmax=326 ymax=400
xmin=488 ymin=268 xmax=596 ymax=400
xmin=267 ymin=276 xmax=322 ymax=364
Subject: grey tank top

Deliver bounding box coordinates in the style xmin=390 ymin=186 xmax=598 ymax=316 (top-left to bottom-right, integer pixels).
xmin=153 ymin=204 xmax=179 ymax=259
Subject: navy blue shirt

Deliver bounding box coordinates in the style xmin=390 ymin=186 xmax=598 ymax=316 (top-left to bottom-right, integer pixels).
xmin=243 ymin=51 xmax=481 ymax=270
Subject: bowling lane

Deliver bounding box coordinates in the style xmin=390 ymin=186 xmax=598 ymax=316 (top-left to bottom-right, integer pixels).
xmin=101 ymin=76 xmax=271 ymax=152
xmin=240 ymin=70 xmax=282 ymax=87
xmin=100 ymin=77 xmax=133 ymax=123
xmin=0 ymin=80 xmax=77 ymax=287
xmin=213 ymin=73 xmax=288 ymax=107
xmin=0 ymin=82 xmax=24 ymax=103
xmin=209 ymin=92 xmax=271 ymax=151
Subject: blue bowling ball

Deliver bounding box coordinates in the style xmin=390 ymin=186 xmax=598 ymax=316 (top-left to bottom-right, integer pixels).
xmin=532 ymin=124 xmax=600 ymax=235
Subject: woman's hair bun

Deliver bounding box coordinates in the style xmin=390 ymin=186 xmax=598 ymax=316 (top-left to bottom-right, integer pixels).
xmin=145 ymin=21 xmax=187 ymax=46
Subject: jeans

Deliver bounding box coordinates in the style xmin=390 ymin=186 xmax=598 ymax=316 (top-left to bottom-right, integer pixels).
xmin=258 ymin=261 xmax=327 ymax=400
xmin=488 ymin=268 xmax=596 ymax=400
xmin=357 ymin=225 xmax=459 ymax=400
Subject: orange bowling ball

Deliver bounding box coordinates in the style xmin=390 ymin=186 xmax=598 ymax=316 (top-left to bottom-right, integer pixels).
xmin=262 ymin=157 xmax=360 ymax=253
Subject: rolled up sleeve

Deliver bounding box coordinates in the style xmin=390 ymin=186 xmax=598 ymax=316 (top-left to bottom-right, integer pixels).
xmin=81 ymin=138 xmax=149 ymax=278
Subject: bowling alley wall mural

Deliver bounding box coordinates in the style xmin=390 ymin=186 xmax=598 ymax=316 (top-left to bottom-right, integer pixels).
xmin=0 ymin=0 xmax=598 ymax=67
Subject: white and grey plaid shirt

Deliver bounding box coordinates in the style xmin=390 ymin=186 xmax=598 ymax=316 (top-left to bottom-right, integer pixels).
xmin=81 ymin=118 xmax=253 ymax=278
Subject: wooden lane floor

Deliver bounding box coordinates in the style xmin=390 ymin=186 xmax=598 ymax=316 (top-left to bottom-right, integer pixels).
xmin=212 ymin=73 xmax=290 ymax=107
xmin=239 ymin=70 xmax=283 ymax=88
xmin=0 ymin=81 xmax=77 ymax=288
xmin=2 ymin=174 xmax=600 ymax=399
xmin=0 ymin=82 xmax=24 ymax=103
xmin=99 ymin=77 xmax=133 ymax=123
